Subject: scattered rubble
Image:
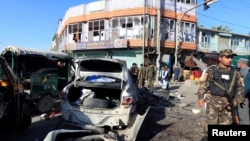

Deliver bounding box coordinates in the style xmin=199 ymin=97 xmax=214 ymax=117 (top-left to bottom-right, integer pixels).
xmin=136 ymin=84 xmax=205 ymax=141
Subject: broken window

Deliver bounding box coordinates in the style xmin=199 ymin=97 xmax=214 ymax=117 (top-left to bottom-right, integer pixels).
xmin=141 ymin=15 xmax=148 ymax=26
xmin=89 ymin=21 xmax=93 ymax=31
xmin=169 ymin=19 xmax=175 ymax=41
xmin=111 ymin=16 xmax=143 ymax=40
xmin=127 ymin=17 xmax=133 ymax=28
xmin=67 ymin=23 xmax=82 ymax=42
xmin=94 ymin=21 xmax=99 ymax=30
xmin=100 ymin=20 xmax=104 ymax=30
xmin=88 ymin=20 xmax=105 ymax=41
xmin=112 ymin=18 xmax=119 ymax=29
xmin=120 ymin=18 xmax=126 ymax=28
xmin=134 ymin=17 xmax=140 ymax=26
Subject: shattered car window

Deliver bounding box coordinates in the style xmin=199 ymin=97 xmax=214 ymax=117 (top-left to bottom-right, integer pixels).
xmin=80 ymin=60 xmax=122 ymax=72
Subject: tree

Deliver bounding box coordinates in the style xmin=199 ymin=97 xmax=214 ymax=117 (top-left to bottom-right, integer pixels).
xmin=211 ymin=25 xmax=232 ymax=32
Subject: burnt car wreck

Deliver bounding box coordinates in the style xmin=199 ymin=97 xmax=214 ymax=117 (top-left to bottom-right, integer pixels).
xmin=43 ymin=58 xmax=150 ymax=141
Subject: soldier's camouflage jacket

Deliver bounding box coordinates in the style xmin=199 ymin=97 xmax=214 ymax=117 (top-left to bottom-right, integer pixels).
xmin=197 ymin=64 xmax=245 ymax=105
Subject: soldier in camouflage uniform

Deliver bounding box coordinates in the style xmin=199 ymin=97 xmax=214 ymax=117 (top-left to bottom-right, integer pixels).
xmin=137 ymin=64 xmax=146 ymax=88
xmin=146 ymin=63 xmax=155 ymax=89
xmin=197 ymin=49 xmax=245 ymax=138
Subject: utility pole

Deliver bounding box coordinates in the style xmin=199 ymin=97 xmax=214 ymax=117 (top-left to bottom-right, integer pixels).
xmin=156 ymin=0 xmax=161 ymax=84
xmin=174 ymin=0 xmax=217 ymax=67
xmin=142 ymin=0 xmax=145 ymax=66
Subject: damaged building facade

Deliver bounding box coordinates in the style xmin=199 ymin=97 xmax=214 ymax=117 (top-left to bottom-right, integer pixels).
xmin=53 ymin=0 xmax=197 ymax=69
xmin=197 ymin=27 xmax=250 ymax=67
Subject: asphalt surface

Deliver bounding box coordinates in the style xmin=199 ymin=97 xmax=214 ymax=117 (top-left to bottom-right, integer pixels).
xmin=0 ymin=80 xmax=203 ymax=141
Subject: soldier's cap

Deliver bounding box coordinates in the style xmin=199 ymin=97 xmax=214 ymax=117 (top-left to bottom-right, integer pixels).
xmin=237 ymin=58 xmax=249 ymax=64
xmin=219 ymin=49 xmax=233 ymax=56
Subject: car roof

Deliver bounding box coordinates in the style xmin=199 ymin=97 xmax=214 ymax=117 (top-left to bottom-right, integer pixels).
xmin=1 ymin=46 xmax=73 ymax=60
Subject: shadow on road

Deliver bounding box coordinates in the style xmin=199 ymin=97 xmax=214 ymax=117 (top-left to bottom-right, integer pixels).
xmin=136 ymin=107 xmax=174 ymax=140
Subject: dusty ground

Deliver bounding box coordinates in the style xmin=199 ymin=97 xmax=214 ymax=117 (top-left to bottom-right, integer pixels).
xmin=136 ymin=104 xmax=205 ymax=141
xmin=136 ymin=81 xmax=206 ymax=141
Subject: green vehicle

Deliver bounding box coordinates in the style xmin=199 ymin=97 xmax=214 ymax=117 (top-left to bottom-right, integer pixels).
xmin=0 ymin=56 xmax=31 ymax=130
xmin=1 ymin=46 xmax=73 ymax=113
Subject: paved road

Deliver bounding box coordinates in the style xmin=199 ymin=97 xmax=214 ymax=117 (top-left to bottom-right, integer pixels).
xmin=0 ymin=80 xmax=203 ymax=141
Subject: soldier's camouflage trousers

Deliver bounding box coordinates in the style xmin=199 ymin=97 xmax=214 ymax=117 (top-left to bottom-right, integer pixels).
xmin=147 ymin=77 xmax=154 ymax=89
xmin=138 ymin=78 xmax=145 ymax=88
xmin=203 ymin=95 xmax=233 ymax=135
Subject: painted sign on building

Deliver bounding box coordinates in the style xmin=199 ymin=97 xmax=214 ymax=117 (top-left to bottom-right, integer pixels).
xmin=75 ymin=39 xmax=127 ymax=50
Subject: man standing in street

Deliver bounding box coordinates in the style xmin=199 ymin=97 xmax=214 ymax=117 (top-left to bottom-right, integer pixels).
xmin=137 ymin=63 xmax=146 ymax=88
xmin=197 ymin=49 xmax=245 ymax=139
xmin=146 ymin=63 xmax=155 ymax=90
xmin=130 ymin=63 xmax=139 ymax=84
xmin=237 ymin=58 xmax=250 ymax=125
xmin=173 ymin=65 xmax=180 ymax=82
xmin=159 ymin=65 xmax=170 ymax=91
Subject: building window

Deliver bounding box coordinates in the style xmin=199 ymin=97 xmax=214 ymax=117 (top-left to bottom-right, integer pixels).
xmin=112 ymin=19 xmax=119 ymax=29
xmin=134 ymin=16 xmax=141 ymax=39
xmin=201 ymin=32 xmax=211 ymax=48
xmin=245 ymin=40 xmax=250 ymax=51
xmin=164 ymin=18 xmax=175 ymax=41
xmin=177 ymin=0 xmax=195 ymax=5
xmin=69 ymin=23 xmax=82 ymax=42
xmin=231 ymin=37 xmax=240 ymax=49
xmin=111 ymin=16 xmax=148 ymax=40
xmin=177 ymin=0 xmax=185 ymax=3
xmin=178 ymin=22 xmax=196 ymax=42
xmin=88 ymin=20 xmax=105 ymax=41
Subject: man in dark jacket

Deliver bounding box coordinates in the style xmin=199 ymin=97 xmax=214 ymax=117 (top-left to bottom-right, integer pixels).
xmin=237 ymin=58 xmax=250 ymax=125
xmin=130 ymin=63 xmax=139 ymax=84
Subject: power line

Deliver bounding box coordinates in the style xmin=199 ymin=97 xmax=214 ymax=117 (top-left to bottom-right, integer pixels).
xmin=230 ymin=0 xmax=250 ymax=9
xmin=215 ymin=3 xmax=250 ymax=17
xmin=197 ymin=13 xmax=250 ymax=30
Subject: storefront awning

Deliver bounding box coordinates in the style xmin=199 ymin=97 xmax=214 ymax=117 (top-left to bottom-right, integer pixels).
xmin=184 ymin=55 xmax=207 ymax=71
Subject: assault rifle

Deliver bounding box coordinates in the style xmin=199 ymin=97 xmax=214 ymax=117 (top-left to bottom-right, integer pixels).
xmin=224 ymin=91 xmax=240 ymax=125
xmin=222 ymin=79 xmax=240 ymax=125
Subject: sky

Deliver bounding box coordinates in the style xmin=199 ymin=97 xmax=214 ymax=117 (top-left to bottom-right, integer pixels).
xmin=1 ymin=0 xmax=250 ymax=51
xmin=0 ymin=0 xmax=94 ymax=51
xmin=197 ymin=0 xmax=250 ymax=34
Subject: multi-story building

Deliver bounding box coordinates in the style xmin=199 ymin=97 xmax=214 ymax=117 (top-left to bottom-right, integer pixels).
xmin=197 ymin=27 xmax=250 ymax=66
xmin=54 ymin=0 xmax=197 ymax=69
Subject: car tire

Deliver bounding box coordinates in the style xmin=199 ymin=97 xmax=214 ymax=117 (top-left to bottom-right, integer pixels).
xmin=37 ymin=95 xmax=54 ymax=113
xmin=82 ymin=98 xmax=110 ymax=108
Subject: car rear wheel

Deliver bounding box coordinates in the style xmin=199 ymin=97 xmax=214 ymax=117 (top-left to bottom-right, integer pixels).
xmin=37 ymin=95 xmax=54 ymax=113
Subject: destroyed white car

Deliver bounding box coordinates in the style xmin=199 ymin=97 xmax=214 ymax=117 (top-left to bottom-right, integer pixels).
xmin=59 ymin=58 xmax=146 ymax=134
